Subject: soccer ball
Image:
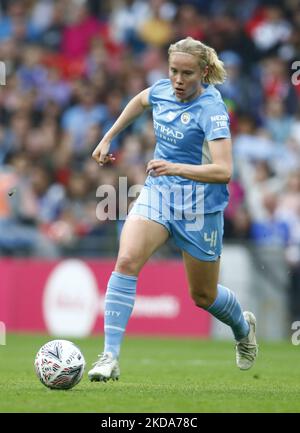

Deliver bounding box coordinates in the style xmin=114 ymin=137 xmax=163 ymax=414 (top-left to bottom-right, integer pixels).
xmin=34 ymin=340 xmax=85 ymax=390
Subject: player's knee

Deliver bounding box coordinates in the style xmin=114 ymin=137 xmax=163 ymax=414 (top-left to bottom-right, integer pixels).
xmin=191 ymin=290 xmax=215 ymax=309
xmin=115 ymin=254 xmax=140 ymax=276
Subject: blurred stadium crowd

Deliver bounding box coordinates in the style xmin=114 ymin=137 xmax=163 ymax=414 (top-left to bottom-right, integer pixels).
xmin=0 ymin=0 xmax=300 ymax=271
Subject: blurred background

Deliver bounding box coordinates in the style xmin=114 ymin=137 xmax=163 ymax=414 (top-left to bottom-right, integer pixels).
xmin=0 ymin=0 xmax=300 ymax=341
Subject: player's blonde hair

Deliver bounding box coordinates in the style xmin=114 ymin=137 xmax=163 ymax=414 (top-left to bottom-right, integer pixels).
xmin=168 ymin=37 xmax=227 ymax=85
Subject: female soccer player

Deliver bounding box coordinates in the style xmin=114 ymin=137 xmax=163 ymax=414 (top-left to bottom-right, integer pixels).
xmin=88 ymin=37 xmax=258 ymax=382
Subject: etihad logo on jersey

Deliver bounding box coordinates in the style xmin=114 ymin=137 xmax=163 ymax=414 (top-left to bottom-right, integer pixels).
xmin=153 ymin=120 xmax=184 ymax=141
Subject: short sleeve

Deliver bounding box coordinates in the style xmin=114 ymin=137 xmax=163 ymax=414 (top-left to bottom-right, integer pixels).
xmin=149 ymin=79 xmax=170 ymax=107
xmin=199 ymin=102 xmax=231 ymax=141
xmin=148 ymin=82 xmax=157 ymax=106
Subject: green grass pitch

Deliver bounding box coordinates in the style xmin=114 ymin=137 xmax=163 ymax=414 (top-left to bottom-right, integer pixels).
xmin=0 ymin=333 xmax=300 ymax=413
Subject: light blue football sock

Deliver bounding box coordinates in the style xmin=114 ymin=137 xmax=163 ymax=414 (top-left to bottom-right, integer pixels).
xmin=207 ymin=284 xmax=250 ymax=341
xmin=104 ymin=271 xmax=137 ymax=359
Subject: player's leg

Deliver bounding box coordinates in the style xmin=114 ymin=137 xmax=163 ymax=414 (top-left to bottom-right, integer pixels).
xmin=182 ymin=251 xmax=258 ymax=370
xmin=88 ymin=216 xmax=169 ymax=381
xmin=103 ymin=216 xmax=169 ymax=364
xmin=182 ymin=252 xmax=248 ymax=335
xmin=114 ymin=215 xmax=170 ymax=276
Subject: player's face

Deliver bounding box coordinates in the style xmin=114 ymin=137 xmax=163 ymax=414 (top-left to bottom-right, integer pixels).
xmin=169 ymin=52 xmax=204 ymax=102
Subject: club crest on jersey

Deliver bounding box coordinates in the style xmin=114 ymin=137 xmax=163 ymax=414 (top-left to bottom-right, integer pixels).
xmin=181 ymin=112 xmax=191 ymax=124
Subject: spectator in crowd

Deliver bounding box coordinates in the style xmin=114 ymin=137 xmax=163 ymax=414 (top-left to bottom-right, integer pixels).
xmin=217 ymin=50 xmax=263 ymax=119
xmin=173 ymin=3 xmax=207 ymax=42
xmin=61 ymin=81 xmax=107 ymax=155
xmin=0 ymin=153 xmax=59 ymax=257
xmin=109 ymin=0 xmax=150 ymax=47
xmin=264 ymin=95 xmax=293 ymax=145
xmin=137 ymin=0 xmax=175 ymax=48
xmin=246 ymin=4 xmax=292 ymax=56
xmin=250 ymin=191 xmax=290 ymax=246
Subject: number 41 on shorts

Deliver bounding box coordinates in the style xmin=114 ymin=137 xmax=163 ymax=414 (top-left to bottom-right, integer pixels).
xmin=204 ymin=230 xmax=218 ymax=248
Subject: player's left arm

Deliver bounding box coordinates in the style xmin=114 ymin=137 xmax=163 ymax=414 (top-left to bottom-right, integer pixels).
xmin=146 ymin=137 xmax=232 ymax=184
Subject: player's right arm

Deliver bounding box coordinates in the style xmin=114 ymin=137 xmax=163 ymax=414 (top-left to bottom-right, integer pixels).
xmin=92 ymin=88 xmax=151 ymax=166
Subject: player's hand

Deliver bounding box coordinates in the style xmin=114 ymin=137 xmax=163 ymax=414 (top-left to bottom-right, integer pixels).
xmin=92 ymin=137 xmax=115 ymax=166
xmin=146 ymin=159 xmax=179 ymax=177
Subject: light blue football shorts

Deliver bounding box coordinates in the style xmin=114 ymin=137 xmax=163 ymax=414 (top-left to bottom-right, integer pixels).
xmin=128 ymin=182 xmax=224 ymax=262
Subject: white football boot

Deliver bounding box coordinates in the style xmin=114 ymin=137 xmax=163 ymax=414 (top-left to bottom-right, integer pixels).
xmin=88 ymin=352 xmax=120 ymax=382
xmin=236 ymin=311 xmax=258 ymax=370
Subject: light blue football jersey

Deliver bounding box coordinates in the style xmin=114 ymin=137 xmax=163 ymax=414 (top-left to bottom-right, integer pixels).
xmin=147 ymin=78 xmax=231 ymax=213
